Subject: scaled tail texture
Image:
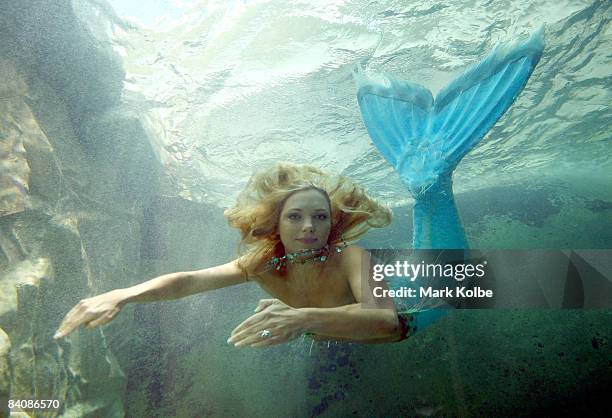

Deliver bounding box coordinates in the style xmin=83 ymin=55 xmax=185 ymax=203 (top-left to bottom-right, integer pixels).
xmin=354 ymin=27 xmax=545 ymax=250
xmin=354 ymin=26 xmax=545 ymax=199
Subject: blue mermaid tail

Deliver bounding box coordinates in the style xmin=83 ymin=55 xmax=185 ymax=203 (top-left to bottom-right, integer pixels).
xmin=355 ymin=28 xmax=545 ymax=336
xmin=355 ymin=27 xmax=545 ymax=249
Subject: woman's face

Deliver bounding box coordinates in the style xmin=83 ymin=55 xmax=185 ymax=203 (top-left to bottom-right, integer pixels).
xmin=279 ymin=188 xmax=332 ymax=253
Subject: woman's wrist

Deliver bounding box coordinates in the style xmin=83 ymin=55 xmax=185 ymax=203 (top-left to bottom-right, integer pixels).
xmin=296 ymin=308 xmax=315 ymax=335
xmin=109 ymin=288 xmax=132 ymax=306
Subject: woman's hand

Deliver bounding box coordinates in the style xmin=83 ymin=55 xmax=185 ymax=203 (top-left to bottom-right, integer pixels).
xmin=53 ymin=289 xmax=127 ymax=339
xmin=228 ymin=299 xmax=306 ymax=347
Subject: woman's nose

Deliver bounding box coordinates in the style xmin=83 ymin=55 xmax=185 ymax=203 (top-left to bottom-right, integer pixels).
xmin=302 ymin=218 xmax=314 ymax=230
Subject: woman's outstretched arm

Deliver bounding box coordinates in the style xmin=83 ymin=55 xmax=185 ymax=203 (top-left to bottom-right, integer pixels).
xmin=123 ymin=259 xmax=248 ymax=303
xmin=54 ymin=259 xmax=249 ymax=339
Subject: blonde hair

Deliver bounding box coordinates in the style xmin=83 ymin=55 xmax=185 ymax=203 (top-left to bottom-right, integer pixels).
xmin=224 ymin=162 xmax=392 ymax=278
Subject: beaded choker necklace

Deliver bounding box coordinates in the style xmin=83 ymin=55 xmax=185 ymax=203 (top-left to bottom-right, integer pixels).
xmin=267 ymin=242 xmax=346 ymax=272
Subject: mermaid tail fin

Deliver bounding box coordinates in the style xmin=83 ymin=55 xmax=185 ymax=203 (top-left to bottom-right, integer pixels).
xmin=354 ymin=27 xmax=545 ymax=249
xmin=354 ymin=26 xmax=545 ymax=198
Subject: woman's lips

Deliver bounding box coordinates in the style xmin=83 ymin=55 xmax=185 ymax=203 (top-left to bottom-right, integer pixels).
xmin=297 ymin=238 xmax=317 ymax=244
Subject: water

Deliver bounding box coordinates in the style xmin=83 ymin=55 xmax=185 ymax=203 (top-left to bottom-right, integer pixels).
xmin=112 ymin=0 xmax=609 ymax=209
xmin=2 ymin=1 xmax=610 ymax=417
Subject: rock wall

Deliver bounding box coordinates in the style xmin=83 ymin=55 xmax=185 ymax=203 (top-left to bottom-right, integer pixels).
xmin=0 ymin=1 xmax=164 ymax=416
xmin=0 ymin=2 xmax=250 ymax=417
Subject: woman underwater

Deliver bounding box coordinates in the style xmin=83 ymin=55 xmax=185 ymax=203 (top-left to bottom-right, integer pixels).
xmin=54 ymin=27 xmax=545 ymax=346
xmin=54 ymin=162 xmax=410 ymax=346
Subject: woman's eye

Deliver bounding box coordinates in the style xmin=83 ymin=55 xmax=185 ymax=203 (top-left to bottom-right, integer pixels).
xmin=288 ymin=213 xmax=300 ymax=220
xmin=316 ymin=214 xmax=328 ymax=220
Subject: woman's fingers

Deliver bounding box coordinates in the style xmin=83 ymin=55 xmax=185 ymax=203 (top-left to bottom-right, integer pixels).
xmin=54 ymin=295 xmax=123 ymax=339
xmin=229 ymin=311 xmax=267 ymax=340
xmin=228 ymin=321 xmax=261 ymax=344
xmin=54 ymin=304 xmax=91 ymax=339
xmin=229 ymin=299 xmax=281 ymax=341
xmin=233 ymin=328 xmax=282 ymax=347
xmin=229 ymin=315 xmax=273 ymax=345
xmin=247 ymin=334 xmax=286 ymax=348
xmin=86 ymin=307 xmax=120 ymax=329
xmin=56 ymin=309 xmax=107 ymax=337
xmin=229 ymin=299 xmax=300 ymax=347
xmin=254 ymin=298 xmax=278 ymax=313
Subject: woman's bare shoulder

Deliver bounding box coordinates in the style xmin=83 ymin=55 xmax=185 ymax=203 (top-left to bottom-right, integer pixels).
xmin=339 ymin=244 xmax=369 ymax=260
xmin=335 ymin=244 xmax=370 ymax=273
xmin=341 ymin=244 xmax=366 ymax=253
